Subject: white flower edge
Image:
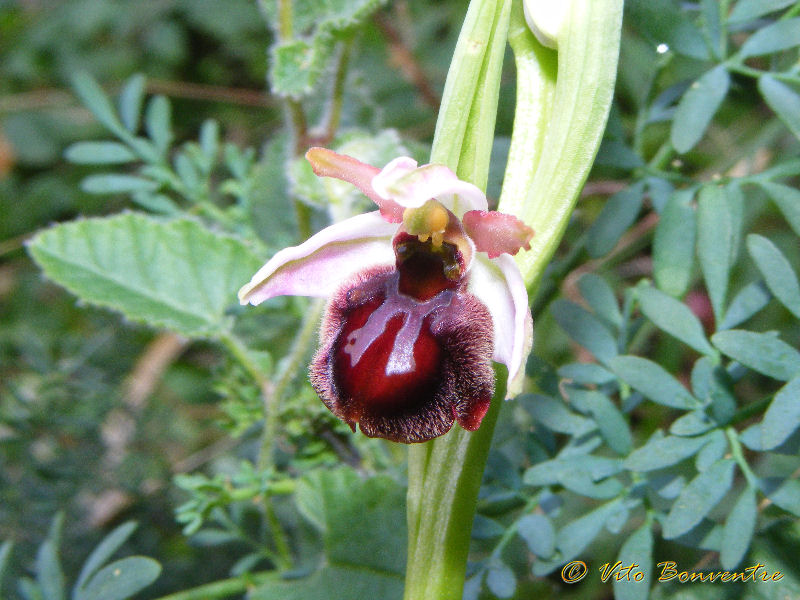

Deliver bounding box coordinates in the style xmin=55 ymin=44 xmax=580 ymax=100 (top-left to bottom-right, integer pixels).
xmin=238 ymin=211 xmax=396 ymax=305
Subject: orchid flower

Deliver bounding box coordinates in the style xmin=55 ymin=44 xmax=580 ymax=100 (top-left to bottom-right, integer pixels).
xmin=238 ymin=148 xmax=533 ymax=443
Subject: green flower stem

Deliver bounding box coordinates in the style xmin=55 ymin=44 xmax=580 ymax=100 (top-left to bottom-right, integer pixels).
xmin=406 ymin=0 xmax=510 ymax=597
xmin=405 ymin=1 xmax=622 ymax=598
xmin=725 ymin=427 xmax=758 ymax=487
xmin=405 ymin=368 xmax=507 ymax=600
xmin=499 ymin=0 xmax=624 ymax=291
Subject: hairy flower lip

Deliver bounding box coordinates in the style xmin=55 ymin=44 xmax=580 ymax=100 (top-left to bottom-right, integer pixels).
xmin=239 ymin=150 xmax=532 ymax=394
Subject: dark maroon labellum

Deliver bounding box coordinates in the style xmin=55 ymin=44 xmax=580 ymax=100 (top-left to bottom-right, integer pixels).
xmin=310 ymin=238 xmax=495 ymax=443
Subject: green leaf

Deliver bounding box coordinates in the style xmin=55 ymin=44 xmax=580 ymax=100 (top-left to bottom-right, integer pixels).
xmin=567 ymin=389 xmax=632 ymax=455
xmin=81 ymin=174 xmax=159 ymax=195
xmin=551 ymin=299 xmax=619 ymax=364
xmin=759 ymin=75 xmax=800 ymax=140
xmin=557 ymin=362 xmax=616 ymax=385
xmin=486 ymin=561 xmax=516 ymax=599
xmin=653 ymin=190 xmax=696 ymax=297
xmin=517 ymin=514 xmax=555 ymax=558
xmin=747 ymin=234 xmax=800 ymax=319
xmin=71 ymin=72 xmax=127 ymax=138
xmin=76 ymin=522 xmax=138 ymax=590
xmin=712 ymin=330 xmax=800 ymax=381
xmin=0 ymin=541 xmax=13 ymax=597
xmin=729 ymin=0 xmax=796 ymax=22
xmin=76 ymin=557 xmax=161 ymax=600
xmin=614 ymin=523 xmax=653 ymax=600
xmin=610 ymin=356 xmax=699 ymax=409
xmin=762 ymin=478 xmax=800 ymax=517
xmin=690 ymin=359 xmax=736 ymax=425
xmin=37 ymin=520 xmax=65 ymax=600
xmin=118 ymin=74 xmax=146 ymax=133
xmin=695 ymin=429 xmax=727 ymax=472
xmin=696 ymin=185 xmax=737 ymax=320
xmin=671 ymin=65 xmax=730 ymax=153
xmin=670 ymin=410 xmax=716 ymax=436
xmin=720 ymin=485 xmax=757 ymax=570
xmin=270 ymin=38 xmax=332 ymax=99
xmin=524 ymin=455 xmax=622 ymax=487
xmin=585 ymin=184 xmax=644 ymax=257
xmin=518 ymin=394 xmax=595 ymax=435
xmin=145 ymin=95 xmax=172 ymax=154
xmin=254 ymin=468 xmax=405 ymax=599
xmin=637 ymin=286 xmax=715 ymax=356
xmin=65 ymin=142 xmax=137 ymax=165
xmin=720 ymin=281 xmax=772 ymax=330
xmin=578 ymin=273 xmax=622 ymax=330
xmin=663 ymin=458 xmax=735 ymax=539
xmin=624 ymin=432 xmax=711 ymax=471
xmin=27 ymin=213 xmax=263 ymax=337
xmin=759 ymin=181 xmax=800 ymax=237
xmin=740 ymin=18 xmax=800 ymax=57
xmin=761 ymin=378 xmax=800 ymax=450
xmin=555 ymin=500 xmax=623 ymax=562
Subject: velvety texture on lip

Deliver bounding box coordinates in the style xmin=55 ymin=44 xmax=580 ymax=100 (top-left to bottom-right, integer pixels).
xmin=310 ymin=263 xmax=494 ymax=444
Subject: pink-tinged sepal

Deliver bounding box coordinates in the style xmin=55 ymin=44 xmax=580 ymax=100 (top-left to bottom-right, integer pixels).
xmin=238 ymin=211 xmax=396 ymax=305
xmin=468 ymin=254 xmax=531 ymax=390
xmin=306 ymin=147 xmax=405 ymax=223
xmin=462 ymin=210 xmax=534 ymax=258
xmin=372 ymin=160 xmax=489 ymax=215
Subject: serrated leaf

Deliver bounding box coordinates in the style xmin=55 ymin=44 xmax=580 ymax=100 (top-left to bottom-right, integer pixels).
xmin=712 ymin=330 xmax=800 ymax=381
xmin=740 ymin=18 xmax=800 ymax=58
xmin=585 ymin=184 xmax=644 ymax=257
xmin=567 ymin=389 xmax=632 ymax=455
xmin=759 ymin=75 xmax=800 ymax=140
xmin=517 ymin=514 xmax=555 ymax=558
xmin=696 ymin=185 xmax=738 ymax=320
xmin=486 ymin=562 xmax=516 ymax=599
xmin=270 ymin=38 xmax=332 ymax=99
xmin=76 ymin=557 xmax=160 ymax=600
xmin=729 ymin=0 xmax=796 ymax=22
xmin=27 ymin=213 xmax=263 ymax=337
xmin=65 ymin=142 xmax=137 ymax=165
xmin=720 ymin=486 xmax=757 ymax=570
xmin=610 ymin=356 xmax=699 ymax=409
xmin=578 ymin=273 xmax=622 ymax=330
xmin=761 ymin=377 xmax=800 ymax=450
xmin=624 ymin=432 xmax=711 ymax=471
xmin=747 ymin=234 xmax=800 ymax=319
xmin=653 ymin=190 xmax=696 ymax=297
xmin=71 ymin=72 xmax=127 ymax=138
xmin=76 ymin=522 xmax=138 ymax=590
xmin=637 ymin=286 xmax=715 ymax=356
xmin=663 ymin=458 xmax=735 ymax=539
xmin=671 ymin=65 xmax=730 ymax=153
xmin=613 ymin=523 xmax=652 ymax=600
xmin=551 ymin=299 xmax=619 ymax=364
xmin=759 ymin=181 xmax=800 ymax=237
xmin=118 ymin=74 xmax=146 ymax=132
xmin=720 ymin=281 xmax=772 ymax=330
xmin=255 ymin=468 xmax=405 ymax=600
xmin=145 ymin=95 xmax=172 ymax=154
xmin=81 ymin=174 xmax=159 ymax=195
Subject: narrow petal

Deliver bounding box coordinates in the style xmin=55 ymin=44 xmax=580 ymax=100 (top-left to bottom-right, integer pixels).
xmin=238 ymin=211 xmax=396 ymax=305
xmin=467 ymin=254 xmax=531 ymax=387
xmin=462 ymin=210 xmax=534 ymax=258
xmin=306 ymin=148 xmax=405 ymax=222
xmin=372 ymin=162 xmax=488 ymax=216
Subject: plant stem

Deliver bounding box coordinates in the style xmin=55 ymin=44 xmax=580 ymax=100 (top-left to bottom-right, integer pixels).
xmin=153 ymin=571 xmax=277 ymax=600
xmin=725 ymin=426 xmax=758 ymax=487
xmin=322 ymin=38 xmax=353 ymax=144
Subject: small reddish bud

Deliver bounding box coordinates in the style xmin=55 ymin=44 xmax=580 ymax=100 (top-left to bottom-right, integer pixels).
xmin=310 ymin=239 xmax=495 ymax=443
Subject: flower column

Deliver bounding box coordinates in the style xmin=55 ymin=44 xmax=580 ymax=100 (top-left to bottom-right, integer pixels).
xmin=403 ymin=0 xmax=623 ymax=599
